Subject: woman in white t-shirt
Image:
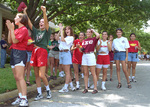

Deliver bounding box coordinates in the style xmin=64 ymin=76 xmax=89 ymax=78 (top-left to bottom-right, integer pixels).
xmin=112 ymin=28 xmax=132 ymax=89
xmin=57 ymin=23 xmax=75 ymax=93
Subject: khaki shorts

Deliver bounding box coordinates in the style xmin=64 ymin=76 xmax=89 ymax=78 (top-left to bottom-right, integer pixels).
xmin=49 ymin=50 xmax=59 ymax=59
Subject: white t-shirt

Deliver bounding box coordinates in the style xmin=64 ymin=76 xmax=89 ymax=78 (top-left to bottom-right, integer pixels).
xmin=97 ymin=40 xmax=109 ymax=55
xmin=112 ymin=36 xmax=130 ymax=51
xmin=146 ymin=55 xmax=149 ymax=58
xmin=58 ymin=36 xmax=74 ymax=51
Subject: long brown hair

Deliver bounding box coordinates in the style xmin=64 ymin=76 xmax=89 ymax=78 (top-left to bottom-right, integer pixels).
xmin=63 ymin=26 xmax=74 ymax=38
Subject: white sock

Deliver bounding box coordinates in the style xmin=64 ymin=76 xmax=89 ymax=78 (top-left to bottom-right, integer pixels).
xmin=97 ymin=81 xmax=99 ymax=85
xmin=37 ymin=87 xmax=42 ymax=95
xmin=22 ymin=96 xmax=27 ymax=100
xmin=64 ymin=84 xmax=68 ymax=89
xmin=18 ymin=93 xmax=22 ymax=98
xmin=88 ymin=78 xmax=90 ymax=87
xmin=61 ymin=71 xmax=64 ymax=73
xmin=129 ymin=76 xmax=131 ymax=78
xmin=76 ymin=81 xmax=79 ymax=85
xmin=132 ymin=76 xmax=135 ymax=79
xmin=45 ymin=85 xmax=50 ymax=91
xmin=102 ymin=81 xmax=105 ymax=85
xmin=69 ymin=82 xmax=74 ymax=88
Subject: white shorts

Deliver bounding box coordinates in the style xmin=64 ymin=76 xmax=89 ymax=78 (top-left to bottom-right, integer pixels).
xmin=96 ymin=64 xmax=109 ymax=69
xmin=82 ymin=53 xmax=96 ymax=66
xmin=11 ymin=61 xmax=25 ymax=68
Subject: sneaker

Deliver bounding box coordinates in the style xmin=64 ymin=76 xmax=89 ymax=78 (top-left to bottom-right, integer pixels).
xmin=19 ymin=98 xmax=28 ymax=107
xmin=59 ymin=87 xmax=69 ymax=93
xmin=90 ymin=84 xmax=94 ymax=89
xmin=129 ymin=76 xmax=132 ymax=82
xmin=71 ymin=86 xmax=76 ymax=91
xmin=81 ymin=73 xmax=84 ymax=78
xmin=59 ymin=72 xmax=64 ymax=77
xmin=76 ymin=84 xmax=80 ymax=90
xmin=11 ymin=97 xmax=21 ymax=105
xmin=47 ymin=90 xmax=52 ymax=99
xmin=132 ymin=78 xmax=137 ymax=82
xmin=34 ymin=93 xmax=43 ymax=101
xmin=101 ymin=85 xmax=106 ymax=91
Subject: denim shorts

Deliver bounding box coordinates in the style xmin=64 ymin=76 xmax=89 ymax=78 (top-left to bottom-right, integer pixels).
xmin=59 ymin=51 xmax=72 ymax=65
xmin=27 ymin=52 xmax=32 ymax=62
xmin=114 ymin=52 xmax=126 ymax=61
xmin=128 ymin=52 xmax=139 ymax=62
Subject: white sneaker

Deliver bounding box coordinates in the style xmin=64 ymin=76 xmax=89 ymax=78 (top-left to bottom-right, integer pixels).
xmin=90 ymin=84 xmax=94 ymax=89
xmin=71 ymin=86 xmax=76 ymax=91
xmin=59 ymin=72 xmax=64 ymax=77
xmin=19 ymin=99 xmax=28 ymax=107
xmin=76 ymin=84 xmax=80 ymax=90
xmin=59 ymin=87 xmax=69 ymax=93
xmin=81 ymin=73 xmax=84 ymax=78
xmin=101 ymin=85 xmax=106 ymax=91
xmin=47 ymin=90 xmax=52 ymax=99
xmin=34 ymin=93 xmax=43 ymax=101
xmin=129 ymin=76 xmax=132 ymax=82
xmin=132 ymin=78 xmax=137 ymax=82
xmin=11 ymin=97 xmax=21 ymax=105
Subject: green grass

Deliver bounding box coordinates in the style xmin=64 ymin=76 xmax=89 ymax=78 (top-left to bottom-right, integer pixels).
xmin=0 ymin=64 xmax=59 ymax=94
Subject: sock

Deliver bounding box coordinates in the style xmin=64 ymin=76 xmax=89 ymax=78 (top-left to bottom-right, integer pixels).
xmin=22 ymin=96 xmax=27 ymax=100
xmin=97 ymin=81 xmax=99 ymax=85
xmin=88 ymin=78 xmax=90 ymax=87
xmin=64 ymin=84 xmax=68 ymax=89
xmin=18 ymin=93 xmax=22 ymax=98
xmin=129 ymin=76 xmax=131 ymax=79
xmin=76 ymin=81 xmax=79 ymax=85
xmin=37 ymin=87 xmax=42 ymax=95
xmin=132 ymin=76 xmax=135 ymax=79
xmin=102 ymin=81 xmax=105 ymax=85
xmin=45 ymin=85 xmax=50 ymax=91
xmin=69 ymin=82 xmax=74 ymax=88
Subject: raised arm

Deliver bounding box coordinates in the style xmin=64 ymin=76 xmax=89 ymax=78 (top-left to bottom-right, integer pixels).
xmin=55 ymin=30 xmax=61 ymax=41
xmin=41 ymin=6 xmax=49 ymax=31
xmin=58 ymin=23 xmax=65 ymax=42
xmin=107 ymin=41 xmax=112 ymax=51
xmin=91 ymin=29 xmax=100 ymax=39
xmin=96 ymin=39 xmax=101 ymax=52
xmin=23 ymin=7 xmax=33 ymax=30
xmin=6 ymin=20 xmax=19 ymax=44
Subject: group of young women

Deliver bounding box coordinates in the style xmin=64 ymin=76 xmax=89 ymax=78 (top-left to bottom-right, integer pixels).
xmin=5 ymin=5 xmax=141 ymax=107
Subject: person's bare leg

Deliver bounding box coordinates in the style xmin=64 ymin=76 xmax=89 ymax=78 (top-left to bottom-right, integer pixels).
xmin=132 ymin=62 xmax=137 ymax=76
xmin=127 ymin=61 xmax=132 ymax=76
xmin=102 ymin=68 xmax=107 ymax=81
xmin=26 ymin=62 xmax=31 ymax=82
xmin=63 ymin=65 xmax=71 ymax=84
xmin=54 ymin=59 xmax=59 ymax=76
xmin=96 ymin=68 xmax=101 ymax=81
xmin=115 ymin=60 xmax=121 ymax=83
xmin=73 ymin=63 xmax=79 ymax=82
xmin=39 ymin=66 xmax=49 ymax=86
xmin=50 ymin=57 xmax=54 ymax=76
xmin=90 ymin=66 xmax=97 ymax=90
xmin=34 ymin=67 xmax=41 ymax=87
xmin=15 ymin=66 xmax=27 ymax=96
xmin=110 ymin=62 xmax=113 ymax=79
xmin=83 ymin=66 xmax=89 ymax=89
xmin=121 ymin=61 xmax=130 ymax=83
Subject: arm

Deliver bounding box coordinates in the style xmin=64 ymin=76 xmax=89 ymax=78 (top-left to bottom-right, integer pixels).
xmin=91 ymin=29 xmax=100 ymax=39
xmin=41 ymin=6 xmax=49 ymax=31
xmin=23 ymin=7 xmax=33 ymax=30
xmin=71 ymin=44 xmax=77 ymax=51
xmin=58 ymin=23 xmax=65 ymax=42
xmin=8 ymin=30 xmax=12 ymax=44
xmin=125 ymin=48 xmax=128 ymax=63
xmin=138 ymin=41 xmax=141 ymax=51
xmin=55 ymin=30 xmax=61 ymax=41
xmin=107 ymin=41 xmax=112 ymax=51
xmin=96 ymin=40 xmax=101 ymax=51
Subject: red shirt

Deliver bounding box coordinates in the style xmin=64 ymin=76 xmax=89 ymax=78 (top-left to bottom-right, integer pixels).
xmin=128 ymin=40 xmax=139 ymax=52
xmin=10 ymin=26 xmax=28 ymax=50
xmin=82 ymin=37 xmax=98 ymax=53
xmin=26 ymin=36 xmax=34 ymax=51
xmin=72 ymin=39 xmax=83 ymax=61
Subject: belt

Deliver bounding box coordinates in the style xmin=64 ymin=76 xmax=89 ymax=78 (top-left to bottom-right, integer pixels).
xmin=129 ymin=52 xmax=137 ymax=53
xmin=27 ymin=51 xmax=32 ymax=52
xmin=60 ymin=49 xmax=69 ymax=52
xmin=83 ymin=52 xmax=94 ymax=54
xmin=115 ymin=50 xmax=126 ymax=53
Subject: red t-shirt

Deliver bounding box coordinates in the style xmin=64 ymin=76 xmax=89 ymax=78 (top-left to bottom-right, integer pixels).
xmin=10 ymin=26 xmax=28 ymax=50
xmin=128 ymin=40 xmax=139 ymax=52
xmin=26 ymin=36 xmax=34 ymax=51
xmin=72 ymin=39 xmax=83 ymax=62
xmin=82 ymin=37 xmax=98 ymax=53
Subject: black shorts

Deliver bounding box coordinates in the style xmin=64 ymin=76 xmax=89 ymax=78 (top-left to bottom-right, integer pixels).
xmin=10 ymin=49 xmax=27 ymax=67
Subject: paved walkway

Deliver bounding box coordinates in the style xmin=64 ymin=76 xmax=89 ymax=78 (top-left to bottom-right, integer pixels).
xmin=29 ymin=61 xmax=150 ymax=107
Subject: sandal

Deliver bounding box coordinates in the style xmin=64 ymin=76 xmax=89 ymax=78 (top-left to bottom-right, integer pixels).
xmin=26 ymin=81 xmax=31 ymax=86
xmin=105 ymin=78 xmax=108 ymax=81
xmin=110 ymin=78 xmax=113 ymax=81
xmin=82 ymin=89 xmax=88 ymax=94
xmin=127 ymin=83 xmax=132 ymax=89
xmin=117 ymin=83 xmax=122 ymax=89
xmin=92 ymin=90 xmax=98 ymax=94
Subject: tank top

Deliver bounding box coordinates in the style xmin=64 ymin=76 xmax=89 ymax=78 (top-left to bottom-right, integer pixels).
xmin=128 ymin=40 xmax=139 ymax=53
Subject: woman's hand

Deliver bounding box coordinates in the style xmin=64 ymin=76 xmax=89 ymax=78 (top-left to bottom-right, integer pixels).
xmin=6 ymin=20 xmax=14 ymax=30
xmin=58 ymin=23 xmax=64 ymax=30
xmin=41 ymin=6 xmax=46 ymax=13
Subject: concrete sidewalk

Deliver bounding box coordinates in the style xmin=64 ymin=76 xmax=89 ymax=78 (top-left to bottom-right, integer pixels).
xmin=28 ymin=61 xmax=150 ymax=107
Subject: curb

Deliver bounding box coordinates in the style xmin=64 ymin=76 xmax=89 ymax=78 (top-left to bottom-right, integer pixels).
xmin=0 ymin=77 xmax=65 ymax=102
